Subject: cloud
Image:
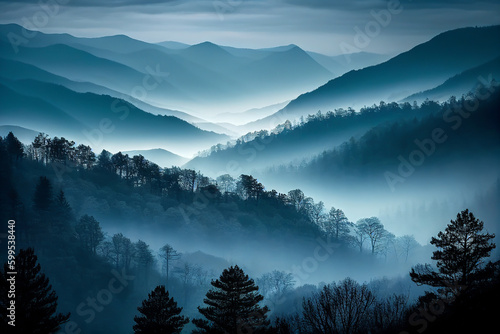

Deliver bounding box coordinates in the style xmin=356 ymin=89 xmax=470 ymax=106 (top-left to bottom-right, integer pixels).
xmin=0 ymin=0 xmax=180 ymax=6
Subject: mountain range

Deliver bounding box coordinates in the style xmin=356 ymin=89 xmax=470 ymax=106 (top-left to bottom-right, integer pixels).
xmin=1 ymin=24 xmax=499 ymax=164
xmin=253 ymin=25 xmax=500 ymax=129
xmin=0 ymin=23 xmax=345 ymax=116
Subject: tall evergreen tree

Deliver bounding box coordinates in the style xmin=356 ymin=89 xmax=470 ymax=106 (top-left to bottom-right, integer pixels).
xmin=0 ymin=248 xmax=70 ymax=333
xmin=410 ymin=209 xmax=496 ymax=297
xmin=33 ymin=176 xmax=53 ymax=213
xmin=5 ymin=132 xmax=24 ymax=163
xmin=52 ymin=190 xmax=74 ymax=237
xmin=193 ymin=265 xmax=270 ymax=334
xmin=133 ymin=285 xmax=189 ymax=334
xmin=32 ymin=176 xmax=53 ymax=248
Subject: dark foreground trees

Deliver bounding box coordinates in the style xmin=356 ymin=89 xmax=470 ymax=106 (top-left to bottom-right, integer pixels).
xmin=193 ymin=265 xmax=270 ymax=334
xmin=302 ymin=278 xmax=376 ymax=334
xmin=403 ymin=209 xmax=499 ymax=334
xmin=410 ymin=209 xmax=496 ymax=297
xmin=0 ymin=248 xmax=70 ymax=334
xmin=133 ymin=285 xmax=189 ymax=334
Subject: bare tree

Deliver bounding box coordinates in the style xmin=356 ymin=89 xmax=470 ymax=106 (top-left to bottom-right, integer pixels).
xmin=257 ymin=270 xmax=295 ymax=305
xmin=353 ymin=223 xmax=368 ymax=253
xmin=397 ymin=235 xmax=419 ymax=263
xmin=302 ymin=278 xmax=375 ymax=334
xmin=371 ymin=294 xmax=410 ymax=332
xmin=159 ymin=244 xmax=180 ymax=288
xmin=308 ymin=201 xmax=325 ymax=225
xmin=357 ymin=217 xmax=386 ymax=254
xmin=174 ymin=262 xmax=196 ymax=306
xmin=75 ymin=215 xmax=104 ymax=255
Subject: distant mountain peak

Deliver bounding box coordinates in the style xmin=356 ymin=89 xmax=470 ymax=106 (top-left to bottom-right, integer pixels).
xmin=183 ymin=41 xmax=232 ymax=57
xmin=190 ymin=41 xmax=224 ymax=50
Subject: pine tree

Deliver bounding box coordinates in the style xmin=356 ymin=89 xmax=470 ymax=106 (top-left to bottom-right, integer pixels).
xmin=0 ymin=248 xmax=70 ymax=333
xmin=193 ymin=265 xmax=270 ymax=334
xmin=33 ymin=176 xmax=53 ymax=213
xmin=53 ymin=190 xmax=74 ymax=237
xmin=410 ymin=209 xmax=496 ymax=297
xmin=5 ymin=132 xmax=24 ymax=163
xmin=133 ymin=285 xmax=189 ymax=334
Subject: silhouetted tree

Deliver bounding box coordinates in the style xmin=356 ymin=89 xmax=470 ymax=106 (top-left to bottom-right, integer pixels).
xmin=75 ymin=144 xmax=96 ymax=169
xmin=96 ymin=149 xmax=114 ymax=172
xmin=75 ymin=214 xmax=104 ymax=255
xmin=0 ymin=248 xmax=70 ymax=333
xmin=32 ymin=132 xmax=50 ymax=163
xmin=52 ymin=190 xmax=74 ymax=237
xmin=133 ymin=285 xmax=189 ymax=334
xmin=302 ymin=277 xmax=375 ymax=334
xmin=357 ymin=217 xmax=386 ymax=254
xmin=271 ymin=317 xmax=294 ymax=334
xmin=111 ymin=151 xmax=129 ymax=177
xmin=160 ymin=244 xmax=180 ymax=288
xmin=287 ymin=189 xmax=305 ymax=212
xmin=371 ymin=293 xmax=409 ymax=333
xmin=353 ymin=222 xmax=368 ymax=253
xmin=33 ymin=176 xmax=53 ymax=213
xmin=308 ymin=200 xmax=325 ymax=225
xmin=49 ymin=137 xmax=75 ymax=165
xmin=193 ymin=265 xmax=270 ymax=334
xmin=239 ymin=174 xmax=264 ymax=202
xmin=410 ymin=209 xmax=496 ymax=297
xmin=5 ymin=131 xmax=24 ymax=162
xmin=257 ymin=270 xmax=295 ymax=299
xmin=320 ymin=207 xmax=350 ymax=241
xmin=397 ymin=235 xmax=419 ymax=263
xmin=134 ymin=240 xmax=155 ymax=282
xmin=111 ymin=233 xmax=135 ymax=269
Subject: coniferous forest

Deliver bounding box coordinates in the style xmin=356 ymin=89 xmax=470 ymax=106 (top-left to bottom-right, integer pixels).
xmin=1 ymin=2 xmax=500 ymax=333
xmin=1 ymin=90 xmax=499 ymax=333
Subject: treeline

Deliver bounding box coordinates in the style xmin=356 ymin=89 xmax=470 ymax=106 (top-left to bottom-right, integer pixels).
xmin=274 ymin=89 xmax=500 ymax=178
xmin=1 ymin=130 xmax=423 ymax=261
xmin=2 ymin=209 xmax=498 ymax=334
xmin=199 ymin=99 xmax=429 ymax=157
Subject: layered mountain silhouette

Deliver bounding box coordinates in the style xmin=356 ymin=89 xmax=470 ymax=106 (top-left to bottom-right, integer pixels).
xmin=0 ymin=57 xmax=204 ymax=124
xmin=123 ymin=148 xmax=189 ymax=168
xmin=0 ymin=23 xmax=334 ymax=115
xmin=404 ymin=56 xmax=500 ymax=103
xmin=255 ymin=26 xmax=500 ymax=127
xmin=1 ymin=23 xmax=499 ymax=161
xmin=0 ymin=77 xmax=227 ymax=156
xmin=185 ymin=25 xmax=500 ymax=175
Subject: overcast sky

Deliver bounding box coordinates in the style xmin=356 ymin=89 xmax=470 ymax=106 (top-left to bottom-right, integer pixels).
xmin=0 ymin=0 xmax=499 ymax=55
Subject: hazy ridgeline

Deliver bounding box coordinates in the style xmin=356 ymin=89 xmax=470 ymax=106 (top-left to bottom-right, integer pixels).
xmin=0 ymin=20 xmax=499 ymax=333
xmin=1 ymin=89 xmax=499 ymax=332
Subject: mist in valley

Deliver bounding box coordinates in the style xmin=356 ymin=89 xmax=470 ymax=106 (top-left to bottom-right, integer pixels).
xmin=1 ymin=2 xmax=500 ymax=333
